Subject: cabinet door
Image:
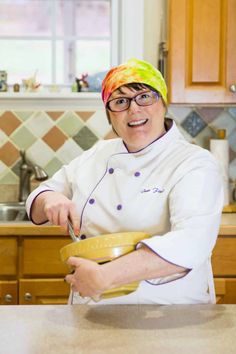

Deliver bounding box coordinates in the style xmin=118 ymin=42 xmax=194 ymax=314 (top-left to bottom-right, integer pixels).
xmin=168 ymin=0 xmax=236 ymax=103
xmin=0 ymin=281 xmax=18 ymax=305
xmin=212 ymin=236 xmax=236 ymax=304
xmin=212 ymin=237 xmax=236 ymax=276
xmin=214 ymin=278 xmax=236 ymax=304
xmin=21 ymin=237 xmax=71 ymax=277
xmin=19 ymin=279 xmax=70 ymax=305
xmin=0 ymin=237 xmax=17 ymax=276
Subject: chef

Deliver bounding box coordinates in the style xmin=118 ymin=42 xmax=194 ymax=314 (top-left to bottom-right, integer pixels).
xmin=26 ymin=58 xmax=223 ymax=304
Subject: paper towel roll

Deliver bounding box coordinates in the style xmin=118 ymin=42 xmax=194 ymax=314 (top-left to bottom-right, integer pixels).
xmin=210 ymin=138 xmax=229 ymax=206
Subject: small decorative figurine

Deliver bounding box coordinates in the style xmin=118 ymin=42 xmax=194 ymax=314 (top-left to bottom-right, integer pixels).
xmin=22 ymin=70 xmax=41 ymax=92
xmin=0 ymin=71 xmax=8 ymax=92
xmin=75 ymin=78 xmax=82 ymax=92
xmin=75 ymin=73 xmax=89 ymax=92
xmin=13 ymin=83 xmax=20 ymax=92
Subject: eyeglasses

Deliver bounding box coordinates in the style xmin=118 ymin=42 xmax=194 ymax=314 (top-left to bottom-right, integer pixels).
xmin=106 ymin=91 xmax=160 ymax=112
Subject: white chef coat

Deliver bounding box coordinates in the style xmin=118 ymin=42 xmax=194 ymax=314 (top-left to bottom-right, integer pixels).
xmin=26 ymin=119 xmax=224 ymax=304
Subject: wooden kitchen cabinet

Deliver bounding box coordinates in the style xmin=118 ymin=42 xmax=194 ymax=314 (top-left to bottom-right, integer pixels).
xmin=212 ymin=235 xmax=236 ymax=303
xmin=0 ymin=230 xmax=71 ymax=305
xmin=0 ymin=237 xmax=17 ymax=276
xmin=19 ymin=237 xmax=71 ymax=305
xmin=19 ymin=279 xmax=69 ymax=305
xmin=168 ymin=0 xmax=236 ymax=104
xmin=0 ymin=281 xmax=18 ymax=305
xmin=20 ymin=237 xmax=70 ymax=276
xmin=0 ymin=222 xmax=235 ymax=305
xmin=0 ymin=237 xmax=18 ymax=304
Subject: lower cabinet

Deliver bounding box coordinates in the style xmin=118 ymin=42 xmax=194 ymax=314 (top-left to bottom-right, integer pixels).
xmin=212 ymin=236 xmax=236 ymax=304
xmin=0 ymin=237 xmax=18 ymax=305
xmin=0 ymin=234 xmax=71 ymax=305
xmin=19 ymin=236 xmax=71 ymax=305
xmin=0 ymin=231 xmax=235 ymax=304
xmin=0 ymin=237 xmax=17 ymax=276
xmin=19 ymin=279 xmax=69 ymax=305
xmin=0 ymin=281 xmax=18 ymax=305
xmin=214 ymin=278 xmax=236 ymax=304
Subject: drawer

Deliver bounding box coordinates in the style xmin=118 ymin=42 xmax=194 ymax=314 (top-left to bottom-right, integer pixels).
xmin=0 ymin=280 xmax=18 ymax=305
xmin=21 ymin=237 xmax=71 ymax=276
xmin=0 ymin=238 xmax=17 ymax=276
xmin=214 ymin=278 xmax=236 ymax=304
xmin=212 ymin=237 xmax=236 ymax=276
xmin=19 ymin=278 xmax=70 ymax=305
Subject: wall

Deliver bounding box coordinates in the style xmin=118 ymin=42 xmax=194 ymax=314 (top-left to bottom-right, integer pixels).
xmin=144 ymin=0 xmax=167 ymax=66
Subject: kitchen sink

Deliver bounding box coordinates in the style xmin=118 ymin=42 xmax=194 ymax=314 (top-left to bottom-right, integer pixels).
xmin=0 ymin=202 xmax=29 ymax=222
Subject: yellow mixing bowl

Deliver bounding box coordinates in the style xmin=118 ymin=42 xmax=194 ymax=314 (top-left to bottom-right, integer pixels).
xmin=60 ymin=231 xmax=150 ymax=299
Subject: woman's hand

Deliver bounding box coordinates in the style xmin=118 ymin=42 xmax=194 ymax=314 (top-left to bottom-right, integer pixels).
xmin=31 ymin=191 xmax=80 ymax=234
xmin=65 ymin=257 xmax=110 ymax=298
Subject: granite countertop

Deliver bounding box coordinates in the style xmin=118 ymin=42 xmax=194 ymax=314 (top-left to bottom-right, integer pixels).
xmin=0 ymin=304 xmax=235 ymax=354
xmin=0 ymin=213 xmax=235 ymax=236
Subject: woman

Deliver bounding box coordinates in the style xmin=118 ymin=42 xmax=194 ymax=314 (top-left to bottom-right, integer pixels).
xmin=26 ymin=58 xmax=223 ymax=304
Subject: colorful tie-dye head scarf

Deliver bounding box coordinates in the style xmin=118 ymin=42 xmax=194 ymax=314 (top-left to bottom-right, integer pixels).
xmin=102 ymin=58 xmax=167 ymax=105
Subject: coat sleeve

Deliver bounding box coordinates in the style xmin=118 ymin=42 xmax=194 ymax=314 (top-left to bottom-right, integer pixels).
xmin=25 ymin=142 xmax=102 ymax=222
xmin=138 ymin=152 xmax=224 ymax=271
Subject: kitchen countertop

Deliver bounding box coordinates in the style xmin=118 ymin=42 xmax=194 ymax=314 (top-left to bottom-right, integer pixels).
xmin=0 ymin=304 xmax=235 ymax=354
xmin=0 ymin=213 xmax=235 ymax=236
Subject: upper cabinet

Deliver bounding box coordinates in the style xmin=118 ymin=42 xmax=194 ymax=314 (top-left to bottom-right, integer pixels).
xmin=168 ymin=0 xmax=236 ymax=104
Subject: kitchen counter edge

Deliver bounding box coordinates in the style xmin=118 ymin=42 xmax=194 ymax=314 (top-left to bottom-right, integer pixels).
xmin=0 ymin=213 xmax=235 ymax=236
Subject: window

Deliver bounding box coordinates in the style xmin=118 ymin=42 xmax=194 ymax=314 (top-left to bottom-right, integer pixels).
xmin=0 ymin=0 xmax=144 ymax=93
xmin=0 ymin=0 xmax=111 ymax=89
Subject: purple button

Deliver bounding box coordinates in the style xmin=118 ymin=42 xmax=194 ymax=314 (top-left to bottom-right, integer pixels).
xmin=89 ymin=198 xmax=95 ymax=204
xmin=108 ymin=168 xmax=114 ymax=174
xmin=80 ymin=234 xmax=86 ymax=240
xmin=134 ymin=171 xmax=140 ymax=177
xmin=117 ymin=204 xmax=122 ymax=210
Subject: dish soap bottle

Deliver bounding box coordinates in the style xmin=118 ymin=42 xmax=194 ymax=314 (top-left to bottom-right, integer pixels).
xmin=210 ymin=129 xmax=229 ymax=206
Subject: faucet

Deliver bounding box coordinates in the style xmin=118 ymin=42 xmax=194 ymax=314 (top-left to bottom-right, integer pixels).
xmin=19 ymin=150 xmax=48 ymax=203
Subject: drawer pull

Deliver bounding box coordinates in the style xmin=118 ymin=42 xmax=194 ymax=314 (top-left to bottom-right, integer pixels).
xmin=24 ymin=292 xmax=32 ymax=301
xmin=4 ymin=294 xmax=13 ymax=303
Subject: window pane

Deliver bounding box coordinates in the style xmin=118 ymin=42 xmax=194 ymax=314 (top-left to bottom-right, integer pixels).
xmin=76 ymin=40 xmax=110 ymax=76
xmin=0 ymin=0 xmax=111 ymax=88
xmin=56 ymin=0 xmax=110 ymax=37
xmin=0 ymin=0 xmax=52 ymax=37
xmin=0 ymin=40 xmax=52 ymax=84
xmin=55 ymin=41 xmax=64 ymax=84
xmin=76 ymin=0 xmax=110 ymax=37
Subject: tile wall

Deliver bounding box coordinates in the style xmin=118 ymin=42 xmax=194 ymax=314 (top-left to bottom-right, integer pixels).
xmin=0 ymin=106 xmax=236 ymax=200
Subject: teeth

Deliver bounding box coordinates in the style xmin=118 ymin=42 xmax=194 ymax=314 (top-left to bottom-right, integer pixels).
xmin=128 ymin=119 xmax=147 ymax=126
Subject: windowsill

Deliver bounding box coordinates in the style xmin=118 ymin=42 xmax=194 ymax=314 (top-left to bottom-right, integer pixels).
xmin=0 ymin=91 xmax=104 ymax=110
xmin=0 ymin=91 xmax=100 ymax=98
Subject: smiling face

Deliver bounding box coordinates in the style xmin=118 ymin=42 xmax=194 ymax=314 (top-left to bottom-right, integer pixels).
xmin=107 ymin=85 xmax=167 ymax=152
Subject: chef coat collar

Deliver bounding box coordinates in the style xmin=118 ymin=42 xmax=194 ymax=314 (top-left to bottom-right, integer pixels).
xmin=121 ymin=118 xmax=180 ymax=156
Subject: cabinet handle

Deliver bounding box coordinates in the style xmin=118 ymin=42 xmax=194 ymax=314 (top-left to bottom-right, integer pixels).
xmin=24 ymin=292 xmax=32 ymax=301
xmin=4 ymin=294 xmax=13 ymax=303
xmin=229 ymin=84 xmax=236 ymax=93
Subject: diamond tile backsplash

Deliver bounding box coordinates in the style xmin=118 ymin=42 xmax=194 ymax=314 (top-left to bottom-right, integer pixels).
xmin=181 ymin=111 xmax=207 ymax=137
xmin=0 ymin=106 xmax=236 ymax=201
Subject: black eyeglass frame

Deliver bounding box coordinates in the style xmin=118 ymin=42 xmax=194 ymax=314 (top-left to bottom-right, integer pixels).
xmin=106 ymin=90 xmax=160 ymax=112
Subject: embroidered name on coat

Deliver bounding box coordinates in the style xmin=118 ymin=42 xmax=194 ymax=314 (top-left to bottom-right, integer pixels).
xmin=141 ymin=187 xmax=164 ymax=194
